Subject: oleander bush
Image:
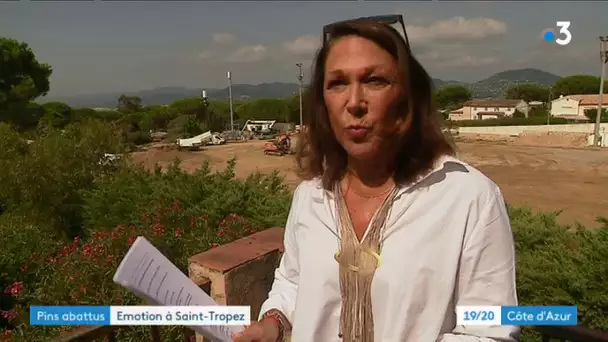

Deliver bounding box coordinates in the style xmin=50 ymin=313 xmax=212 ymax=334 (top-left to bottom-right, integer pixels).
xmin=0 ymin=121 xmax=292 ymax=341
xmin=2 ymin=200 xmax=278 ymax=341
xmin=0 ymin=121 xmax=606 ymax=342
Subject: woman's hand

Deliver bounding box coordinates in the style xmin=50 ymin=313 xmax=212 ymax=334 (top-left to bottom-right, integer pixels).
xmin=232 ymin=318 xmax=280 ymax=342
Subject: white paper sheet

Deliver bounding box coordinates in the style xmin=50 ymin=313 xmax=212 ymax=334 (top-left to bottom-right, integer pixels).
xmin=113 ymin=236 xmax=245 ymax=342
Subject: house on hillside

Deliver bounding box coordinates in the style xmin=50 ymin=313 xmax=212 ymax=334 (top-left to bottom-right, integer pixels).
xmin=448 ymin=99 xmax=529 ymax=121
xmin=550 ymin=94 xmax=605 ymax=121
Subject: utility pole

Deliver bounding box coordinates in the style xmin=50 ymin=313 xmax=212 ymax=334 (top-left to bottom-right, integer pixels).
xmin=227 ymin=71 xmax=234 ymax=134
xmin=296 ymin=63 xmax=303 ymax=130
xmin=547 ymin=90 xmax=552 ymax=125
xmin=201 ymin=89 xmax=208 ymax=106
xmin=198 ymin=89 xmax=208 ymax=121
xmin=593 ymin=36 xmax=608 ymax=146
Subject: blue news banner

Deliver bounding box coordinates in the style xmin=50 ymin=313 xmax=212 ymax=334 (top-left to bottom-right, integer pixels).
xmin=30 ymin=305 xmax=250 ymax=326
xmin=31 ymin=305 xmax=577 ymax=327
xmin=456 ymin=306 xmax=577 ymax=326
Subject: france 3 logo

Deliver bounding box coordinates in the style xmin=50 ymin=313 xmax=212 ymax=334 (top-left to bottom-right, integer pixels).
xmin=544 ymin=21 xmax=572 ymax=46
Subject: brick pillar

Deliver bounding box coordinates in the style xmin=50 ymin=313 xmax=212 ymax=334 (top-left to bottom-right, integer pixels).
xmin=188 ymin=228 xmax=285 ymax=342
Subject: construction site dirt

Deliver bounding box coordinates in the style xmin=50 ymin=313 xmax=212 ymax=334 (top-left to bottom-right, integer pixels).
xmin=130 ymin=139 xmax=608 ymax=228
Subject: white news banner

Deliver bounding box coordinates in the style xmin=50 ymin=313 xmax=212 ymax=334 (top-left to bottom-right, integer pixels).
xmin=110 ymin=305 xmax=249 ymax=326
xmin=113 ymin=236 xmax=247 ymax=341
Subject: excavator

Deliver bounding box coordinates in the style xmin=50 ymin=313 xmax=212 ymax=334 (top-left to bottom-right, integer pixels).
xmin=263 ymin=133 xmax=293 ymax=156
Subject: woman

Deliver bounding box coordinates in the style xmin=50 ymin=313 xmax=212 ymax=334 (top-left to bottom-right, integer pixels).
xmin=234 ymin=15 xmax=519 ymax=342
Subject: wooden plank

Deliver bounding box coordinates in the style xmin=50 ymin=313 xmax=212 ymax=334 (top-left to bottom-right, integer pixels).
xmin=151 ymin=326 xmax=161 ymax=342
xmin=52 ymin=326 xmax=119 ymax=341
xmin=533 ymin=326 xmax=608 ymax=342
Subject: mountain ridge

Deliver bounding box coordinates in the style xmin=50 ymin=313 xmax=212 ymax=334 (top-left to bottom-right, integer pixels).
xmin=46 ymin=68 xmax=561 ymax=107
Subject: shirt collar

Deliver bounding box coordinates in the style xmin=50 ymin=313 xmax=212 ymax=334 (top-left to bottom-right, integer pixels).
xmin=310 ymin=154 xmax=465 ymax=203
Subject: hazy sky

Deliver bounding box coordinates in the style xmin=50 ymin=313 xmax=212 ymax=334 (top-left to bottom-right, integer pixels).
xmin=1 ymin=1 xmax=607 ymax=97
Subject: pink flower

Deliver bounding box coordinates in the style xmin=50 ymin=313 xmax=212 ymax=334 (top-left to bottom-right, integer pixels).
xmin=5 ymin=281 xmax=24 ymax=296
xmin=152 ymin=223 xmax=164 ymax=236
xmin=1 ymin=308 xmax=19 ymax=322
xmin=1 ymin=329 xmax=13 ymax=341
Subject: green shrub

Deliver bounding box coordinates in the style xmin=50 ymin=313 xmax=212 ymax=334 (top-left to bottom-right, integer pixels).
xmin=81 ymin=159 xmax=291 ymax=234
xmin=0 ymin=160 xmax=292 ymax=341
xmin=167 ymin=115 xmax=206 ymax=139
xmin=39 ymin=102 xmax=72 ymax=128
xmin=140 ymin=107 xmax=178 ymax=131
xmin=124 ymin=130 xmax=152 ymax=146
xmin=0 ymin=120 xmax=124 ymax=239
xmin=511 ymin=206 xmax=608 ymax=342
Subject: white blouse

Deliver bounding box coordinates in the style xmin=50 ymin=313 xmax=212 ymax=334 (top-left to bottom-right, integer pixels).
xmin=259 ymin=155 xmax=520 ymax=342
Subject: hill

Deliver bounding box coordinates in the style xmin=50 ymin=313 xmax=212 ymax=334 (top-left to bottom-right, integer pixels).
xmin=468 ymin=68 xmax=561 ymax=98
xmin=45 ymin=68 xmax=560 ymax=107
xmin=48 ymin=83 xmax=300 ymax=108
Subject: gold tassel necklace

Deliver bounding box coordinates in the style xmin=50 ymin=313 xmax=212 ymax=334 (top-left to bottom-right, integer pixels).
xmin=333 ymin=182 xmax=397 ymax=342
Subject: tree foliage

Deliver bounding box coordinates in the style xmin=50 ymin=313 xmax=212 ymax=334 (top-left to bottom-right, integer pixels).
xmin=435 ymin=84 xmax=472 ymax=111
xmin=39 ymin=101 xmax=72 ymax=128
xmin=169 ymin=97 xmax=202 ymax=115
xmin=584 ymin=108 xmax=608 ymax=122
xmin=551 ymin=75 xmax=608 ymax=97
xmin=236 ymin=98 xmax=291 ymax=122
xmin=117 ymin=95 xmax=143 ymax=114
xmin=505 ymin=83 xmax=550 ymax=103
xmin=0 ymin=38 xmax=52 ymax=128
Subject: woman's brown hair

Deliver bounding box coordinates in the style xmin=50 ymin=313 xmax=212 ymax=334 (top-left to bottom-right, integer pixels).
xmin=295 ymin=18 xmax=455 ymax=190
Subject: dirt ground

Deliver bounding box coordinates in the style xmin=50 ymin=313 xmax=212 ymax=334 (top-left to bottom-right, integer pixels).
xmin=130 ymin=139 xmax=608 ymax=227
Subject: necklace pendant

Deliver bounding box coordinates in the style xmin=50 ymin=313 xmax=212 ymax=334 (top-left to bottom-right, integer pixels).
xmin=334 ymin=247 xmax=381 ymax=275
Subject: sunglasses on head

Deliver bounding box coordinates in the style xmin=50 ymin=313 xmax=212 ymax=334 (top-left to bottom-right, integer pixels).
xmin=322 ymin=14 xmax=410 ymax=47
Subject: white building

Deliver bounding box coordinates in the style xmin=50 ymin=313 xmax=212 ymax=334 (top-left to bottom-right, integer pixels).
xmin=448 ymin=99 xmax=529 ymax=121
xmin=550 ymin=94 xmax=605 ymax=121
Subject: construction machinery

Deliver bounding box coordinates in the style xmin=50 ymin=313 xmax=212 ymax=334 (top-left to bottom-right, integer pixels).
xmin=263 ymin=134 xmax=292 ymax=156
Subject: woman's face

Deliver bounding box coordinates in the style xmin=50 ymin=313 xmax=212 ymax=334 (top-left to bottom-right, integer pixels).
xmin=323 ymin=35 xmax=402 ymax=162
